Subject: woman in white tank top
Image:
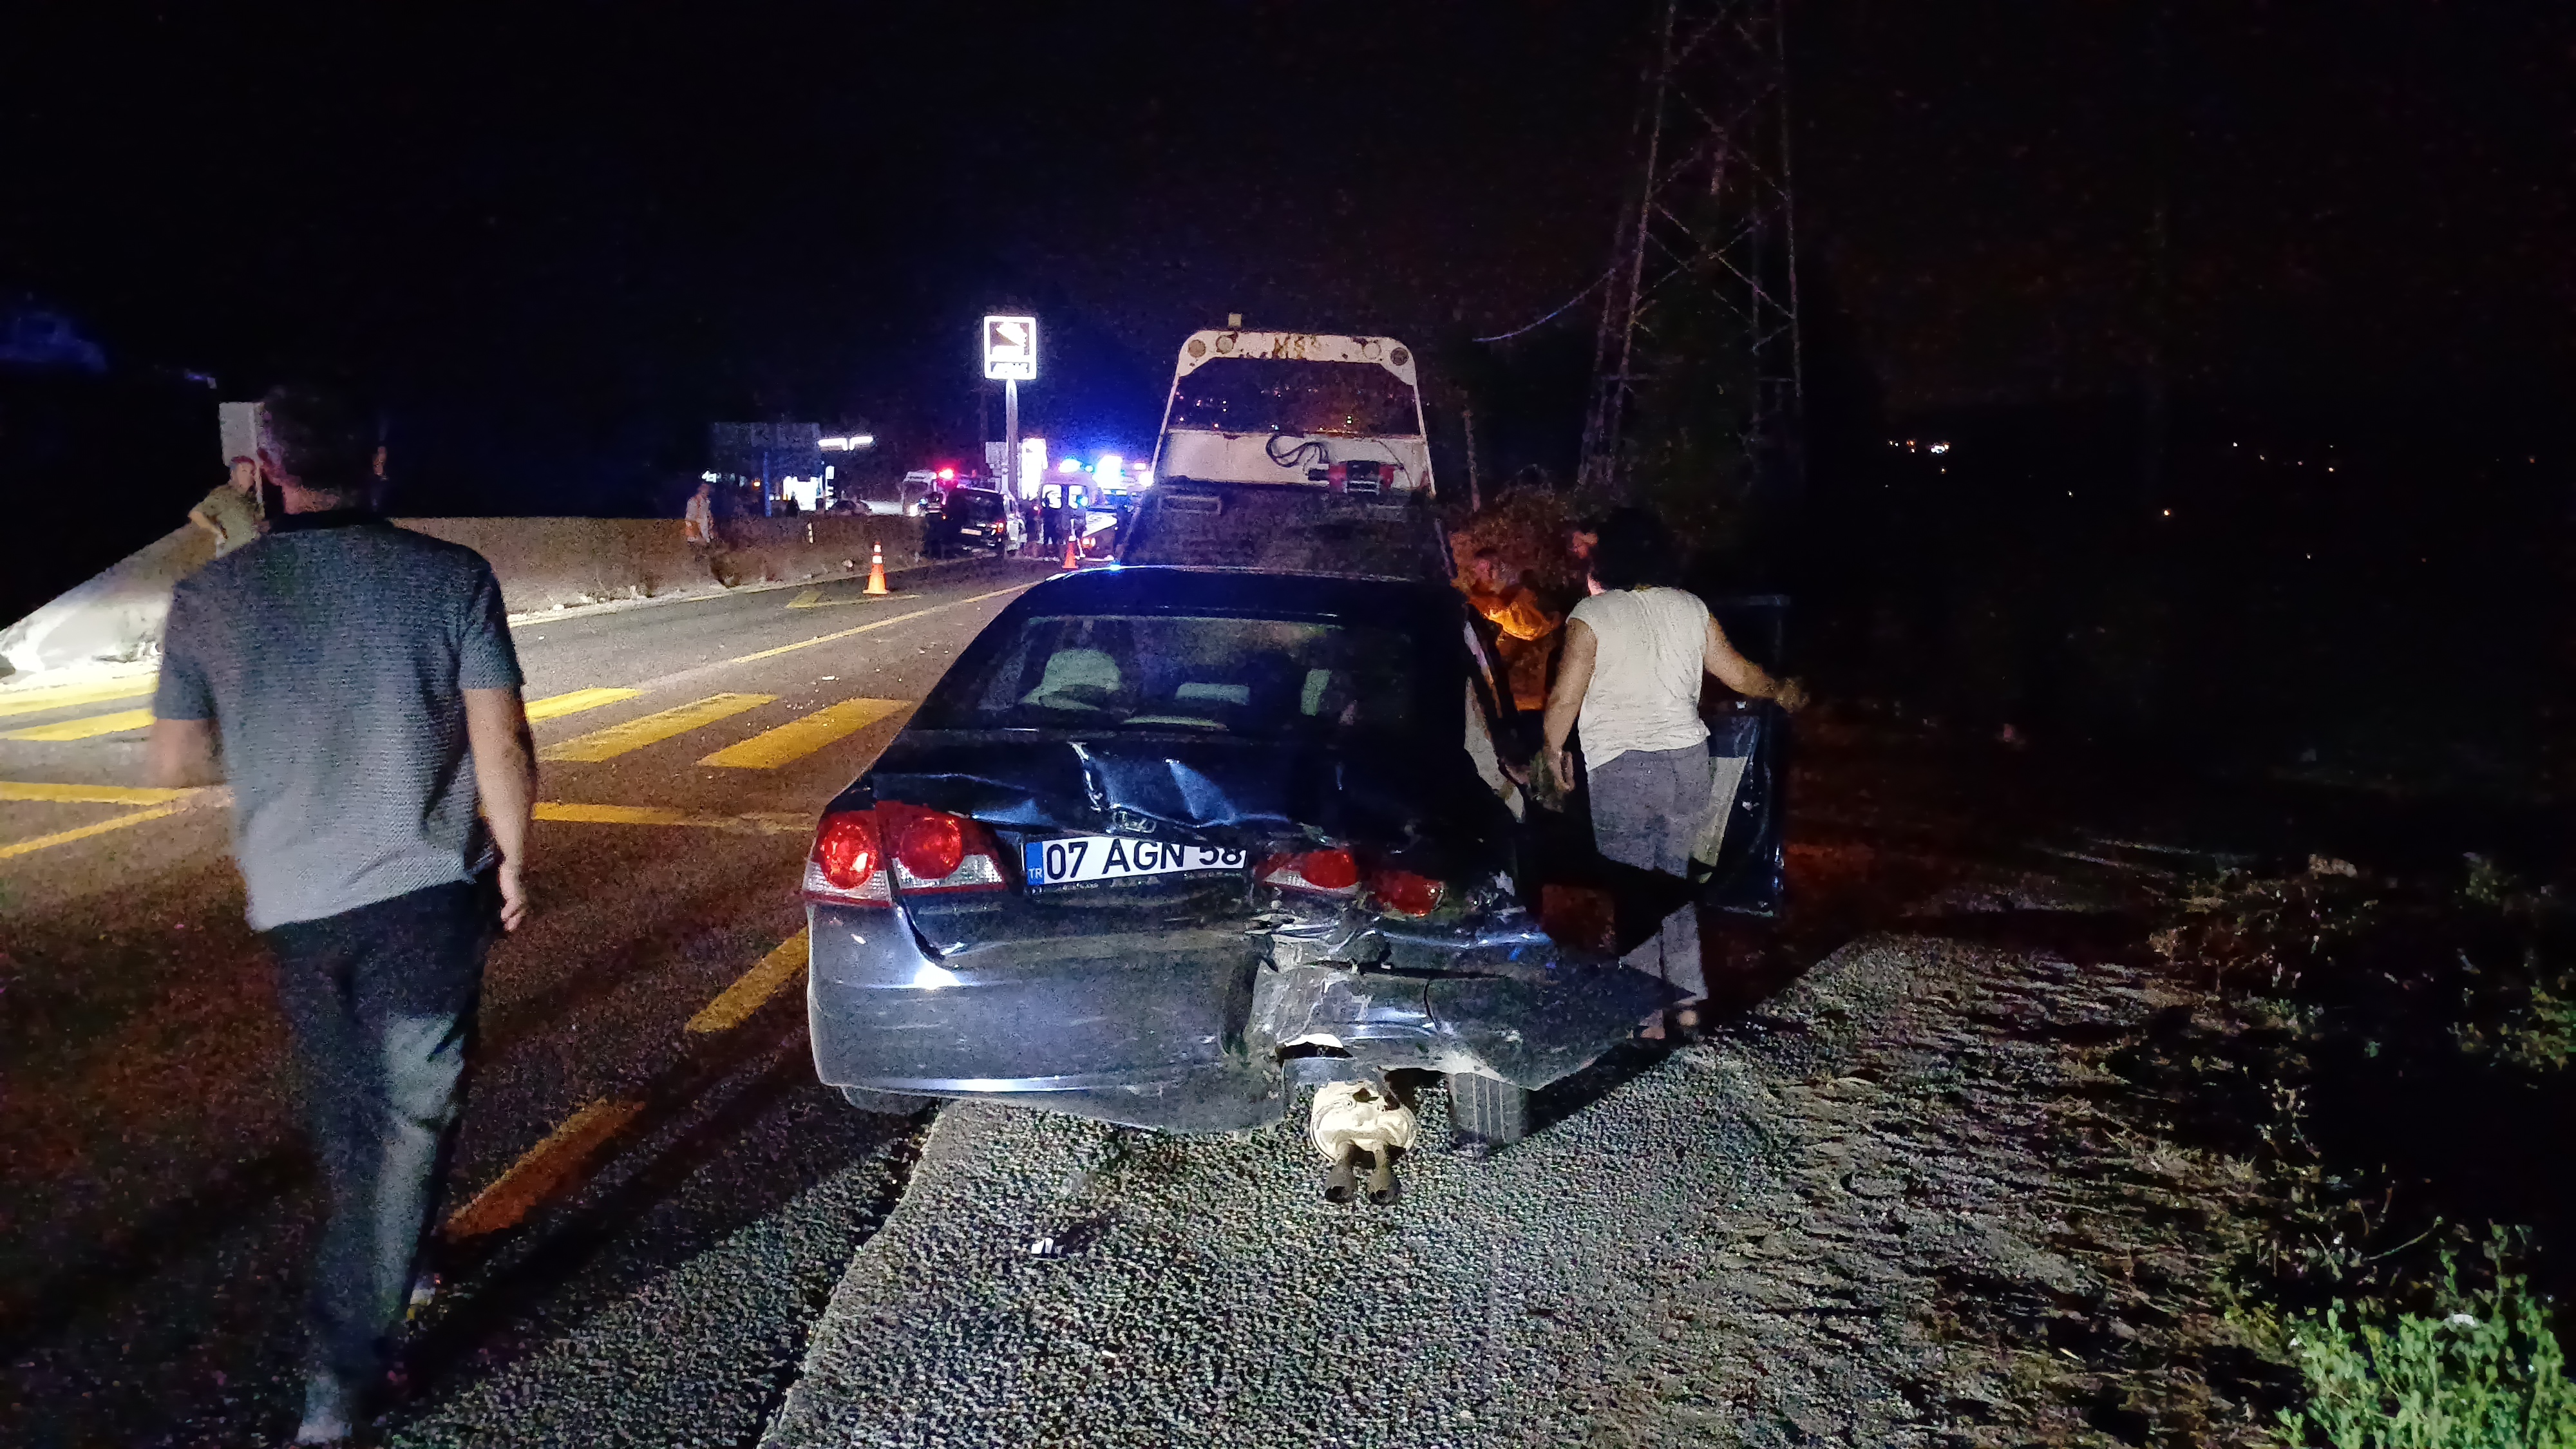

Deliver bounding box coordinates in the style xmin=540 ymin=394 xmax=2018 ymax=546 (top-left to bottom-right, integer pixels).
xmin=1540 ymin=509 xmax=1808 ymax=1032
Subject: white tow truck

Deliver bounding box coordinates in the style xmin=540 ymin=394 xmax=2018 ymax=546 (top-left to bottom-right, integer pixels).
xmin=1151 ymin=330 xmax=1433 ymax=496
xmin=1124 ymin=330 xmax=1447 ymax=578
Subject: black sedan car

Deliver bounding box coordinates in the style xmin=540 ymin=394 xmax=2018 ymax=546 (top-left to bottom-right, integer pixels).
xmin=922 ymin=486 xmax=1016 ymax=556
xmin=801 ymin=565 xmax=1675 ymax=1146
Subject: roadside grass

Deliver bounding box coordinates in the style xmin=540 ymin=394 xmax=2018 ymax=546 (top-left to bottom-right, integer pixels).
xmin=2146 ymin=857 xmax=2576 ymax=1447
xmin=2245 ymin=1235 xmax=2576 ymax=1449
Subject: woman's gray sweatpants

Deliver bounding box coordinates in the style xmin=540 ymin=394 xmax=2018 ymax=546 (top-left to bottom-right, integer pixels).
xmin=1587 ymin=741 xmax=1712 ymax=1001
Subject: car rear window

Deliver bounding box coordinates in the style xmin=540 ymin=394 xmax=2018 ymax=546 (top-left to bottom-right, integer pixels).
xmin=1166 ymin=358 xmax=1421 ymax=438
xmin=920 ymin=613 xmax=1420 ymax=737
xmin=945 ymin=491 xmax=1006 ymax=522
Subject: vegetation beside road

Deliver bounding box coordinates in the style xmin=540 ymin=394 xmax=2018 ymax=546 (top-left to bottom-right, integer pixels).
xmin=2133 ymin=857 xmax=2576 ymax=1446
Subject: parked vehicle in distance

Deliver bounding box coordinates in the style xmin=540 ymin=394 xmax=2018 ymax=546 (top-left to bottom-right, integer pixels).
xmin=802 ymin=566 xmax=1672 ymax=1146
xmin=923 ymin=486 xmax=1018 ymax=556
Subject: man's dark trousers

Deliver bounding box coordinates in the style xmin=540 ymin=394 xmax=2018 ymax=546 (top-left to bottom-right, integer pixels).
xmin=264 ymin=877 xmax=495 ymax=1392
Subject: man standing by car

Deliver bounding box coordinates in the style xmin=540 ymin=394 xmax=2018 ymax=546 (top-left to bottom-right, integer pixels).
xmin=146 ymin=384 xmax=536 ymax=1445
xmin=1542 ymin=508 xmax=1806 ymax=1037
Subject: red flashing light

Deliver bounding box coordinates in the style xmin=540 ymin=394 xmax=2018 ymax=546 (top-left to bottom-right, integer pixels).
xmin=937 ymin=467 xmax=956 ymax=480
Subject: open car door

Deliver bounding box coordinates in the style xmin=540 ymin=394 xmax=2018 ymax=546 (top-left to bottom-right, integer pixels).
xmin=1699 ymin=594 xmax=1790 ymax=918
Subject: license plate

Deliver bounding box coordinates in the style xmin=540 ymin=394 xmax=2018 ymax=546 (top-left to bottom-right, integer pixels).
xmin=1023 ymin=836 xmax=1247 ymax=889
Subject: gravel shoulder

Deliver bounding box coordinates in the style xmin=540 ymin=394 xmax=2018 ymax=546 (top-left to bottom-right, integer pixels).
xmin=762 ymin=860 xmax=2219 ymax=1448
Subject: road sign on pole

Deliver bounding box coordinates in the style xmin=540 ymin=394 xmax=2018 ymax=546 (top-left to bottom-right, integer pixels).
xmin=983 ymin=316 xmax=1036 ymax=542
xmin=1004 ymin=377 xmax=1021 ymax=504
xmin=982 ymin=315 xmax=1037 ymax=382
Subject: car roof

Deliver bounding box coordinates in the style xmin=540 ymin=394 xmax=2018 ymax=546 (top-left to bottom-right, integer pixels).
xmin=1007 ymin=565 xmax=1461 ymax=624
xmin=1116 ymin=480 xmax=1452 ymax=583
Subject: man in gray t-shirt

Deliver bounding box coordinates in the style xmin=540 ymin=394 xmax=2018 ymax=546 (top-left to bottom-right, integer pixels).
xmin=148 ymin=384 xmax=536 ymax=1446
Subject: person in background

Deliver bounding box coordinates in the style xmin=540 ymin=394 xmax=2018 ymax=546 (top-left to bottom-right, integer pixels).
xmin=683 ymin=480 xmax=716 ymax=542
xmin=1042 ymin=480 xmax=1068 ymax=552
xmin=1565 ymin=515 xmax=1606 ymax=596
xmin=1541 ymin=507 xmax=1807 ymax=1037
xmin=188 ymin=455 xmax=267 ymax=557
xmin=683 ymin=480 xmax=719 ymax=578
xmin=1459 ymin=546 xmax=1559 ymax=711
xmin=147 ymin=384 xmax=535 ymax=1446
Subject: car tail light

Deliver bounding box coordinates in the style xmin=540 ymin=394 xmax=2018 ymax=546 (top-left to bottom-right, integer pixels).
xmin=895 ymin=812 xmax=963 ymax=880
xmin=1368 ymin=866 xmax=1446 ymax=918
xmin=1258 ymin=847 xmax=1360 ymax=898
xmin=876 ymin=802 xmax=1006 ymax=895
xmin=804 ymin=810 xmax=891 ymax=906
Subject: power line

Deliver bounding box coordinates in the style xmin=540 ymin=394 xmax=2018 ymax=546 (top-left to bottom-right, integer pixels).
xmin=1472 ymin=266 xmax=1618 ymax=344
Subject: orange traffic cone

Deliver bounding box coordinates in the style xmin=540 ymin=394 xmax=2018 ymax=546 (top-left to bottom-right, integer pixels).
xmin=865 ymin=540 xmax=889 ymax=595
xmin=1061 ymin=533 xmax=1079 ymax=571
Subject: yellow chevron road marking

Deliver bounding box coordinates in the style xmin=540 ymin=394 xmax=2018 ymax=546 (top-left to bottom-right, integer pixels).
xmin=685 ymin=929 xmax=810 ymax=1035
xmin=0 ymin=804 xmax=189 ymax=860
xmin=0 ymin=677 xmax=156 ymax=717
xmin=440 ymin=1099 xmax=647 ymax=1241
xmin=525 ymin=687 xmax=645 ymax=722
xmin=0 ymin=781 xmax=201 ymax=806
xmin=537 ymin=693 xmax=775 ymax=762
xmin=698 ymin=697 xmax=910 ymax=770
xmin=532 ymin=801 xmax=809 ymax=833
xmin=2 ymin=708 xmax=156 ymax=741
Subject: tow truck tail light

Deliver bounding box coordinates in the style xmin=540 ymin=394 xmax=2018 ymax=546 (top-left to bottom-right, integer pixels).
xmin=1256 ymin=847 xmax=1359 ymax=897
xmin=1367 ymin=866 xmax=1446 ymax=918
xmin=804 ymin=810 xmax=891 ymax=906
xmin=878 ymin=801 xmax=1007 ymax=895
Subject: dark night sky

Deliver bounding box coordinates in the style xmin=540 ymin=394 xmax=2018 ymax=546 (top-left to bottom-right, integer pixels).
xmin=7 ymin=1 xmax=2569 ymax=509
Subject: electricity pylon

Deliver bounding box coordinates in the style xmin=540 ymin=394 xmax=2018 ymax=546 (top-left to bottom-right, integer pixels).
xmin=1578 ymin=0 xmax=1804 ymax=507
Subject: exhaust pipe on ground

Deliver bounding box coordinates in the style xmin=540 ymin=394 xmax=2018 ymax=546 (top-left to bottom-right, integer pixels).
xmin=1364 ymin=1150 xmax=1399 ymax=1206
xmin=1323 ymin=1149 xmax=1359 ymax=1204
xmin=1308 ymin=1080 xmax=1417 ymax=1208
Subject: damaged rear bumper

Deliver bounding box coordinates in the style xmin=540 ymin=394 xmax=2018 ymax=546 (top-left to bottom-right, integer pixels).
xmin=806 ymin=902 xmax=1675 ymax=1134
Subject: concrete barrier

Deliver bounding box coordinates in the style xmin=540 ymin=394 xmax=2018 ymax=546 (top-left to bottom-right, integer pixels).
xmin=0 ymin=514 xmax=925 ymax=679
xmin=395 ymin=515 xmax=925 ymax=614
xmin=0 ymin=525 xmax=215 ymax=678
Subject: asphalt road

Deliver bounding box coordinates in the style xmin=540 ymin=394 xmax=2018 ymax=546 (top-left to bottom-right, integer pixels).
xmin=0 ymin=553 xmax=1057 ymax=1448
